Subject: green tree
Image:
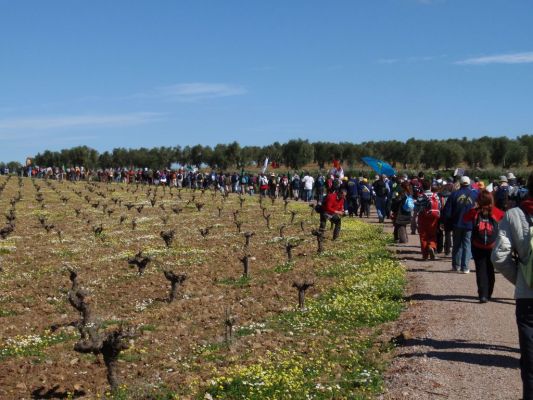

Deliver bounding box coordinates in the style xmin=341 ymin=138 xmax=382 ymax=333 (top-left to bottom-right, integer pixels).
xmin=210 ymin=144 xmax=229 ymax=169
xmin=505 ymin=141 xmax=527 ymax=167
xmin=281 ymin=139 xmax=314 ymax=169
xmin=518 ymin=135 xmax=533 ymax=165
xmin=490 ymin=137 xmax=510 ymax=167
xmin=240 ymin=146 xmax=261 ymax=167
xmin=225 ymin=141 xmax=241 ymax=168
xmin=441 ymin=141 xmax=465 ymax=169
xmin=403 ymin=138 xmax=423 ymax=168
xmin=464 ymin=141 xmax=490 ymax=168
xmin=190 ymin=145 xmax=205 ymax=167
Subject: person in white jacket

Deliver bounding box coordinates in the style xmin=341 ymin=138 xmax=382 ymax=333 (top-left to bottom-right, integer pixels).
xmin=492 ymin=173 xmax=533 ymax=400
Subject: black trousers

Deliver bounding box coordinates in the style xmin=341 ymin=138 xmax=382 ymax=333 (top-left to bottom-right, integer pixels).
xmin=347 ymin=196 xmax=359 ymax=216
xmin=471 ymin=246 xmax=495 ymax=300
xmin=319 ymin=213 xmax=341 ymax=240
xmin=359 ymin=199 xmax=370 ymax=218
xmin=517 ymin=299 xmax=533 ymax=400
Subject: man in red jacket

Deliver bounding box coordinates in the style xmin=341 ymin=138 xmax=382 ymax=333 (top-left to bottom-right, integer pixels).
xmin=319 ymin=188 xmax=346 ymax=240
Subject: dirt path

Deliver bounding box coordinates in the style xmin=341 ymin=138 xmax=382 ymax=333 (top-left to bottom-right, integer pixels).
xmin=377 ymin=216 xmax=522 ymax=399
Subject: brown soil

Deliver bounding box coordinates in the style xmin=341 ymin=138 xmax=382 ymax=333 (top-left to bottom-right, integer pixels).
xmin=0 ymin=178 xmax=337 ymax=399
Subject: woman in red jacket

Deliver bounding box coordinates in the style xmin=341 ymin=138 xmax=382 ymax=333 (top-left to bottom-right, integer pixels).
xmin=463 ymin=189 xmax=504 ymax=303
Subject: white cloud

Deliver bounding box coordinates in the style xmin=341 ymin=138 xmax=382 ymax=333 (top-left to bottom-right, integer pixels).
xmin=0 ymin=112 xmax=163 ymax=130
xmin=130 ymin=82 xmax=247 ymax=102
xmin=378 ymin=55 xmax=446 ymax=64
xmin=378 ymin=58 xmax=400 ymax=64
xmin=456 ymin=52 xmax=533 ymax=65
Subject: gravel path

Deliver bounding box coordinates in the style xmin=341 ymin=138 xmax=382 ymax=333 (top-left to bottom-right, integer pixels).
xmin=378 ymin=218 xmax=522 ymax=400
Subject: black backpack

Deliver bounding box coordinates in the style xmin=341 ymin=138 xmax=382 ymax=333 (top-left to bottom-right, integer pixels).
xmin=374 ymin=180 xmax=387 ymax=197
xmin=472 ymin=212 xmax=498 ymax=247
xmin=495 ymin=186 xmax=509 ymax=211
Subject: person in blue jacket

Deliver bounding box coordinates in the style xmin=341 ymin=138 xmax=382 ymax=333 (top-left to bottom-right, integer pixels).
xmin=443 ymin=176 xmax=478 ymax=273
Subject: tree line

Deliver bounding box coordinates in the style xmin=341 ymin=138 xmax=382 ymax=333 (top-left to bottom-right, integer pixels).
xmin=3 ymin=135 xmax=532 ymax=172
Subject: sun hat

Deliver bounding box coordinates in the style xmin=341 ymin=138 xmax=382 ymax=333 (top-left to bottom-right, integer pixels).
xmin=507 ymin=172 xmax=516 ymax=180
xmin=499 ymin=175 xmax=508 ymax=183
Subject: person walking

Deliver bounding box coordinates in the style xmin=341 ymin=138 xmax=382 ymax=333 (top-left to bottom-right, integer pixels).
xmin=358 ymin=178 xmax=372 ymax=218
xmin=415 ymin=179 xmax=441 ymax=260
xmin=492 ymin=173 xmax=533 ymax=400
xmin=301 ymin=172 xmax=315 ymax=202
xmin=444 ymin=176 xmax=478 ymax=273
xmin=391 ymin=181 xmax=414 ymax=243
xmin=373 ymin=174 xmax=389 ymax=223
xmin=463 ymin=190 xmax=504 ymax=302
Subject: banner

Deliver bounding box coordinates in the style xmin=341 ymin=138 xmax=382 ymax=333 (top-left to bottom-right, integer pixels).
xmin=261 ymin=157 xmax=269 ymax=173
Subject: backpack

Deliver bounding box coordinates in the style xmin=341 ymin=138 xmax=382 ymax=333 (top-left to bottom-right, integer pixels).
xmin=374 ymin=180 xmax=387 ymax=197
xmin=495 ymin=186 xmax=510 ymax=210
xmin=472 ymin=212 xmax=498 ymax=247
xmin=360 ymin=184 xmax=371 ymax=200
xmin=420 ymin=193 xmax=440 ymax=218
xmin=519 ymin=209 xmax=533 ymax=288
xmin=402 ymin=195 xmax=415 ymax=213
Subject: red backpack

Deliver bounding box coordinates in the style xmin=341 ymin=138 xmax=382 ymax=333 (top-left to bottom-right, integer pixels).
xmin=421 ymin=193 xmax=441 ymax=218
xmin=472 ymin=213 xmax=498 ymax=247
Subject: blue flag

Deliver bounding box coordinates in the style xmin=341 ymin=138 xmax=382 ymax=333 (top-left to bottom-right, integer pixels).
xmin=361 ymin=157 xmax=396 ymax=176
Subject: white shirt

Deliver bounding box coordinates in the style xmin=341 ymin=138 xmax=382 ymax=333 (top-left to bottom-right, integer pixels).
xmin=302 ymin=175 xmax=314 ymax=190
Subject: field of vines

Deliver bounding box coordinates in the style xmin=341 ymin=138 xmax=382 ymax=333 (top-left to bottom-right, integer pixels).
xmin=0 ymin=175 xmax=405 ymax=400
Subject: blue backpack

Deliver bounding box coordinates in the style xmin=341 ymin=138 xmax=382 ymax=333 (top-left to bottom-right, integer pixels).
xmin=402 ymin=195 xmax=415 ymax=213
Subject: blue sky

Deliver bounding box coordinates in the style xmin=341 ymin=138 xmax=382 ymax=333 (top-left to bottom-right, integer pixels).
xmin=1 ymin=0 xmax=532 ymax=162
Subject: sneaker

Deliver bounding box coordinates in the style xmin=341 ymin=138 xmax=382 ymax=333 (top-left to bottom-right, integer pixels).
xmin=480 ymin=297 xmax=488 ymax=303
xmin=452 ymin=266 xmax=459 ymax=272
xmin=460 ymin=269 xmax=470 ymax=274
xmin=428 ymin=247 xmax=436 ymax=260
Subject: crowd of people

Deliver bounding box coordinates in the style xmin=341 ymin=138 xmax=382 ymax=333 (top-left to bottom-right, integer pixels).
xmin=387 ymin=170 xmax=533 ymax=400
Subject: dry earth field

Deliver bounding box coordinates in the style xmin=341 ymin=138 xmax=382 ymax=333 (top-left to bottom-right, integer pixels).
xmin=0 ymin=176 xmax=405 ymax=399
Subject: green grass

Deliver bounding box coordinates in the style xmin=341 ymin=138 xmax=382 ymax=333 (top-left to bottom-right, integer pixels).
xmin=274 ymin=261 xmax=294 ymax=273
xmin=0 ymin=309 xmax=18 ymax=317
xmin=0 ymin=330 xmax=76 ymax=361
xmin=216 ymin=276 xmax=251 ymax=287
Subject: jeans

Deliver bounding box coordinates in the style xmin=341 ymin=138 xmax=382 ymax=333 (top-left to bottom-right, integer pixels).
xmin=452 ymin=228 xmax=472 ymax=271
xmin=375 ymin=196 xmax=387 ymax=221
xmin=517 ymin=299 xmax=533 ymax=400
xmin=304 ymin=189 xmax=312 ymax=202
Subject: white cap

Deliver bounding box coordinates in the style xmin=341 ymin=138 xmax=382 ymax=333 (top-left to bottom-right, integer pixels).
xmin=460 ymin=176 xmax=471 ymax=185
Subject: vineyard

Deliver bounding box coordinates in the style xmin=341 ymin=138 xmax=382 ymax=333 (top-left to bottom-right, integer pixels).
xmin=0 ymin=176 xmax=405 ymax=399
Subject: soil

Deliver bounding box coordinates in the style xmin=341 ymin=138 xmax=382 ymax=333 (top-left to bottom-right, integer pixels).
xmin=380 ymin=219 xmax=522 ymax=399
xmin=0 ymin=178 xmax=349 ymax=399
